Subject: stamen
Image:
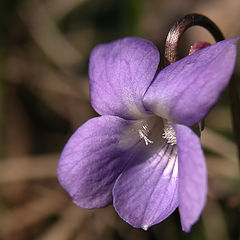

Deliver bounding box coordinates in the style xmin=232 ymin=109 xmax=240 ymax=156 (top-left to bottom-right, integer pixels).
xmin=138 ymin=123 xmax=153 ymax=146
xmin=162 ymin=120 xmax=176 ymax=145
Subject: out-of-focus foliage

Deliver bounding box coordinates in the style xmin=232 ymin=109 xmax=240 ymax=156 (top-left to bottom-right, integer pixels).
xmin=0 ymin=0 xmax=240 ymax=239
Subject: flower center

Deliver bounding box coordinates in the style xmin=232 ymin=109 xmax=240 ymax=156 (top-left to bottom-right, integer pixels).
xmin=162 ymin=120 xmax=176 ymax=145
xmin=138 ymin=123 xmax=153 ymax=145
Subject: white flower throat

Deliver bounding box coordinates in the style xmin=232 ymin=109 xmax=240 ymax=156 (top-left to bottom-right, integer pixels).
xmin=138 ymin=119 xmax=176 ymax=146
xmin=162 ymin=120 xmax=176 ymax=145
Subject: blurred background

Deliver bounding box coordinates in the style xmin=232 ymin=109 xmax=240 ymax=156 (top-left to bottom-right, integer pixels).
xmin=0 ymin=0 xmax=240 ymax=239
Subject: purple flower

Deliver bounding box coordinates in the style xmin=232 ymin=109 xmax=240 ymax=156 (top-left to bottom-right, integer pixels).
xmin=57 ymin=37 xmax=238 ymax=231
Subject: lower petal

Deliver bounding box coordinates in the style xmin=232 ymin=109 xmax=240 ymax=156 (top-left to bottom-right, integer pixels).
xmin=113 ymin=135 xmax=179 ymax=230
xmin=174 ymin=124 xmax=207 ymax=232
xmin=57 ymin=115 xmax=144 ymax=208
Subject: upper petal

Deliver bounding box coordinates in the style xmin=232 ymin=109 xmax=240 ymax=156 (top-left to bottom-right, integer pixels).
xmin=143 ymin=38 xmax=238 ymax=126
xmin=57 ymin=115 xmax=144 ymax=209
xmin=113 ymin=120 xmax=179 ymax=230
xmin=173 ymin=124 xmax=207 ymax=232
xmin=89 ymin=37 xmax=160 ymax=120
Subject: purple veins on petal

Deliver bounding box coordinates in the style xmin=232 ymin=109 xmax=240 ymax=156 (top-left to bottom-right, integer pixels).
xmin=89 ymin=37 xmax=160 ymax=120
xmin=57 ymin=115 xmax=147 ymax=209
xmin=113 ymin=119 xmax=179 ymax=230
xmin=143 ymin=38 xmax=239 ymax=126
xmin=173 ymin=124 xmax=207 ymax=232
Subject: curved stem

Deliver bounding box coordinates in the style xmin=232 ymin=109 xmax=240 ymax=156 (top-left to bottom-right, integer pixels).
xmin=164 ymin=13 xmax=240 ymax=163
xmin=164 ymin=13 xmax=224 ymax=66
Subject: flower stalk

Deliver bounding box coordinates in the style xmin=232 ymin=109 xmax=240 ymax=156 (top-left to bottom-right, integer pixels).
xmin=164 ymin=13 xmax=240 ymax=163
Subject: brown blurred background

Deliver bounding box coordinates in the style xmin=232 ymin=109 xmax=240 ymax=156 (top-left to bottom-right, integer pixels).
xmin=0 ymin=0 xmax=240 ymax=239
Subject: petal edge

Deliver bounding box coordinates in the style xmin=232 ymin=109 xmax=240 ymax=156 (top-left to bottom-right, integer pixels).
xmin=89 ymin=37 xmax=160 ymax=120
xmin=144 ymin=38 xmax=239 ymax=125
xmin=174 ymin=124 xmax=207 ymax=232
xmin=57 ymin=116 xmax=144 ymax=208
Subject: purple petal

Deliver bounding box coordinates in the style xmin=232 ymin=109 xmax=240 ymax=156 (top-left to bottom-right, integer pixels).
xmin=89 ymin=37 xmax=160 ymax=120
xmin=173 ymin=124 xmax=207 ymax=232
xmin=57 ymin=115 xmax=144 ymax=208
xmin=113 ymin=122 xmax=179 ymax=230
xmin=143 ymin=38 xmax=238 ymax=126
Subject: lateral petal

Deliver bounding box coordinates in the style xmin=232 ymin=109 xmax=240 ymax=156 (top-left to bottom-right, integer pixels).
xmin=143 ymin=38 xmax=238 ymax=125
xmin=57 ymin=115 xmax=144 ymax=208
xmin=174 ymin=124 xmax=207 ymax=232
xmin=89 ymin=37 xmax=160 ymax=120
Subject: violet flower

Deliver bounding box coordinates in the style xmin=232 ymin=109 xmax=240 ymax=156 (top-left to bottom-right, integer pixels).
xmin=57 ymin=37 xmax=238 ymax=232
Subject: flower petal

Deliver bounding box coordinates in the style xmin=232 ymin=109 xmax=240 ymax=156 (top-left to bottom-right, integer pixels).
xmin=57 ymin=115 xmax=144 ymax=208
xmin=89 ymin=37 xmax=160 ymax=120
xmin=113 ymin=123 xmax=179 ymax=230
xmin=143 ymin=38 xmax=238 ymax=126
xmin=173 ymin=124 xmax=207 ymax=232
